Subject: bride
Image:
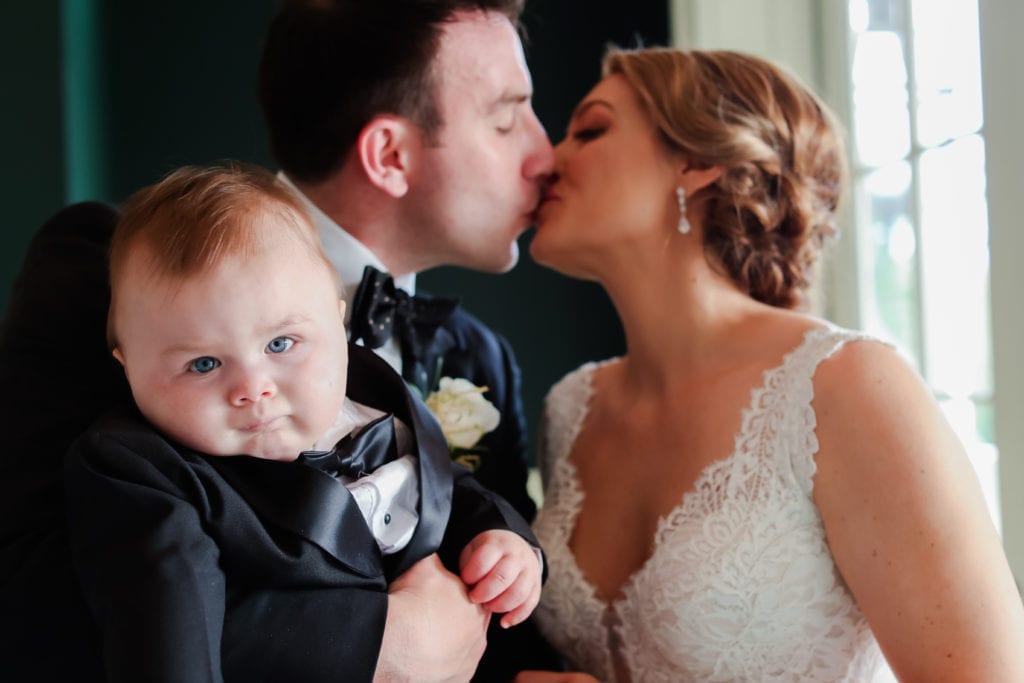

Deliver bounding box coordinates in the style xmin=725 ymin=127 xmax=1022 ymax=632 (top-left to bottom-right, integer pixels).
xmin=518 ymin=47 xmax=1024 ymax=682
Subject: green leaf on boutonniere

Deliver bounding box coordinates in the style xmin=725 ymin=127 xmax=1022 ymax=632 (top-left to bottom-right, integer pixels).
xmin=451 ymin=449 xmax=484 ymax=472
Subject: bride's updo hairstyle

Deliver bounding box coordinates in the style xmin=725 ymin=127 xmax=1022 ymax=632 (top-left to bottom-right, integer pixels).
xmin=603 ymin=48 xmax=846 ymax=309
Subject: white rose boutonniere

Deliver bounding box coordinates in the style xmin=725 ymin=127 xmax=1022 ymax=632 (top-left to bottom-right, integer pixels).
xmin=424 ymin=377 xmax=500 ymax=471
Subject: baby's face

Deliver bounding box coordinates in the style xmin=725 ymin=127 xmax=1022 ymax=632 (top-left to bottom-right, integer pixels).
xmin=113 ymin=227 xmax=348 ymax=461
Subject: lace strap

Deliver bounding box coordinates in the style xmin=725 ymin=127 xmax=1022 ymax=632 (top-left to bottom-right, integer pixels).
xmin=538 ymin=361 xmax=604 ymax=491
xmin=790 ymin=325 xmax=879 ymax=375
xmin=781 ymin=325 xmax=886 ymax=495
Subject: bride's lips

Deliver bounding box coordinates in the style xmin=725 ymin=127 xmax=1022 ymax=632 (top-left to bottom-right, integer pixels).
xmin=533 ymin=191 xmax=560 ymax=223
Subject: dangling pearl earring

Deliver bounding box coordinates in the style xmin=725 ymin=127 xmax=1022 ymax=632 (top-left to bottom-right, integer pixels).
xmin=675 ymin=186 xmax=691 ymax=234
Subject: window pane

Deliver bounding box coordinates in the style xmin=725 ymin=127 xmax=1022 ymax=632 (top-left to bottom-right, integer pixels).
xmin=850 ymin=0 xmax=906 ymax=32
xmin=918 ymin=135 xmax=992 ymax=441
xmin=858 ymin=162 xmax=920 ymax=358
xmin=911 ymin=0 xmax=983 ymax=146
xmin=851 ymin=30 xmax=911 ymax=167
xmin=848 ymin=0 xmax=996 ymax=527
xmin=975 ymin=397 xmax=995 ymax=444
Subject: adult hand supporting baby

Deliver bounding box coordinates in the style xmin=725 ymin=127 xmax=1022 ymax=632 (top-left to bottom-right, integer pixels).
xmin=376 ymin=553 xmax=490 ymax=682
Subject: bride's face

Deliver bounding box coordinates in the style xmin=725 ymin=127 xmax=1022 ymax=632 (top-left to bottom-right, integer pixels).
xmin=530 ymin=74 xmax=681 ymax=279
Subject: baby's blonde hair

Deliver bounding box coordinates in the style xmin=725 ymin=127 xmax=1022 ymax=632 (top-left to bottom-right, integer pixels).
xmin=108 ymin=162 xmax=338 ymax=347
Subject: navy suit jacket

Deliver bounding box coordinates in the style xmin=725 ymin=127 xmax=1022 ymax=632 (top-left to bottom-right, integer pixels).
xmin=433 ymin=308 xmax=535 ymax=524
xmin=433 ymin=310 xmax=569 ymax=680
xmin=0 ymin=203 xmax=124 ymax=682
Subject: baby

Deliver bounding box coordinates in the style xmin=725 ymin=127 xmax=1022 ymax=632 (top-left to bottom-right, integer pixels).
xmin=64 ymin=163 xmax=542 ymax=681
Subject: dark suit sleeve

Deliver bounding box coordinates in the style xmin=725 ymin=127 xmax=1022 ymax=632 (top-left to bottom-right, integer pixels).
xmin=437 ymin=461 xmax=540 ymax=574
xmin=221 ymin=587 xmax=386 ymax=683
xmin=67 ymin=422 xmax=391 ymax=683
xmin=441 ymin=313 xmax=536 ymax=523
xmin=0 ymin=202 xmax=127 ymax=681
xmin=439 ymin=313 xmax=564 ymax=681
xmin=65 ymin=431 xmax=228 ymax=683
xmin=439 ymin=463 xmax=565 ymax=683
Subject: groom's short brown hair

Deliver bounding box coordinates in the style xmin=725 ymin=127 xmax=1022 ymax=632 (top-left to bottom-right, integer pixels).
xmin=258 ymin=0 xmax=525 ymax=184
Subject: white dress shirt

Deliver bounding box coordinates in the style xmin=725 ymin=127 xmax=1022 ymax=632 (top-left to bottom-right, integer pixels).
xmin=278 ymin=172 xmax=414 ymax=375
xmin=314 ymin=397 xmax=420 ymax=555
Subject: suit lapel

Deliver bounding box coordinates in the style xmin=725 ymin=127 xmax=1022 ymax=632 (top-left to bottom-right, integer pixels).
xmin=206 ymin=454 xmax=383 ymax=578
xmin=417 ymin=325 xmax=456 ymax=396
xmin=346 ymin=344 xmax=453 ymax=575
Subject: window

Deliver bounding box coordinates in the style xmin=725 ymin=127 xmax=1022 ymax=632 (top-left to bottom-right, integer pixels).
xmin=846 ymin=0 xmax=999 ymax=527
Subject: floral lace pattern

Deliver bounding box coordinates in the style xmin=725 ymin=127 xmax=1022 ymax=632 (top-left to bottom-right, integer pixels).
xmin=533 ymin=326 xmax=889 ymax=682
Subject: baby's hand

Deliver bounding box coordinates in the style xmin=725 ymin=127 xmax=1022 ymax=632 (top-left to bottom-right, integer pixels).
xmin=459 ymin=529 xmax=542 ymax=629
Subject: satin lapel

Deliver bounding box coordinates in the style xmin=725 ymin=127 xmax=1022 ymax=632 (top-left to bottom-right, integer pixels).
xmin=347 ymin=344 xmax=453 ymax=575
xmin=418 ymin=326 xmax=456 ymax=395
xmin=206 ymin=454 xmax=383 ymax=578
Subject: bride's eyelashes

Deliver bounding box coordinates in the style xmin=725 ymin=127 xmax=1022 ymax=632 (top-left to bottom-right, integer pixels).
xmin=571 ymin=127 xmax=605 ymax=142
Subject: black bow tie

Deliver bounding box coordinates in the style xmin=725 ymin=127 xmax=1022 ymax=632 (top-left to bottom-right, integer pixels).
xmin=298 ymin=413 xmax=398 ymax=479
xmin=349 ymin=265 xmax=458 ymax=395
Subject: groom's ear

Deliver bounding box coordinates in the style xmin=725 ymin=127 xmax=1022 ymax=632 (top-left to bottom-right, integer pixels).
xmin=356 ymin=115 xmax=415 ymax=198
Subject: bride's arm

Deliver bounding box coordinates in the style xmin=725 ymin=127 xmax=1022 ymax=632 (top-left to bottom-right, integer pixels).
xmin=812 ymin=340 xmax=1024 ymax=681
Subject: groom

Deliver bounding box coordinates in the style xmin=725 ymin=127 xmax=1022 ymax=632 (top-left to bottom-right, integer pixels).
xmin=0 ymin=0 xmax=557 ymax=680
xmin=256 ymin=3 xmax=561 ymax=679
xmin=259 ymin=0 xmax=551 ymax=531
xmin=257 ymin=2 xmax=557 ymax=677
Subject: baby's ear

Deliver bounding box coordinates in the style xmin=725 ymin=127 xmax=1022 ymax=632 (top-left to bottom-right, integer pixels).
xmin=111 ymin=347 xmax=126 ymax=368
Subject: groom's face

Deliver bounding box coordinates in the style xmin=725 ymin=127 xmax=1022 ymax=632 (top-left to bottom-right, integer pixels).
xmin=405 ymin=10 xmax=554 ymax=273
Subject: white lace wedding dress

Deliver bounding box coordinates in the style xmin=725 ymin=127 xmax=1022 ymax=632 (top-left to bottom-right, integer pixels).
xmin=533 ymin=325 xmax=893 ymax=682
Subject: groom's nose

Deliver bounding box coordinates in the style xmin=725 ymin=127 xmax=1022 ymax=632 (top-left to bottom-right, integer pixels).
xmin=522 ymin=112 xmax=555 ymax=181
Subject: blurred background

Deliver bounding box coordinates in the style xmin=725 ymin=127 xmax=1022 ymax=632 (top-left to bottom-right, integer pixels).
xmin=2 ymin=0 xmax=1020 ymax=582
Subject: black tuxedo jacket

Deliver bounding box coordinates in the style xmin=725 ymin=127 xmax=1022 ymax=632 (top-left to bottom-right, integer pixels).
xmin=0 ymin=202 xmax=561 ymax=681
xmin=64 ymin=343 xmax=535 ymax=683
xmin=0 ymin=203 xmax=126 ymax=682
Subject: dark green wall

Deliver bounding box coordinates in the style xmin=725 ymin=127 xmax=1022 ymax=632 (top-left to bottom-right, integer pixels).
xmin=0 ymin=0 xmax=668 ymax=461
xmin=97 ymin=2 xmax=277 ymax=200
xmin=1 ymin=2 xmax=67 ymax=311
xmin=2 ymin=0 xmax=278 ymax=306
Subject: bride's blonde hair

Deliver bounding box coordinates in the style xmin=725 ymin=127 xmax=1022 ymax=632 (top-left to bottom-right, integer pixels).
xmin=604 ymin=48 xmax=847 ymax=310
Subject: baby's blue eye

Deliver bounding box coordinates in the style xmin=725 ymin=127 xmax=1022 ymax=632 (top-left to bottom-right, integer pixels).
xmin=189 ymin=357 xmax=220 ymax=374
xmin=267 ymin=337 xmax=294 ymax=354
